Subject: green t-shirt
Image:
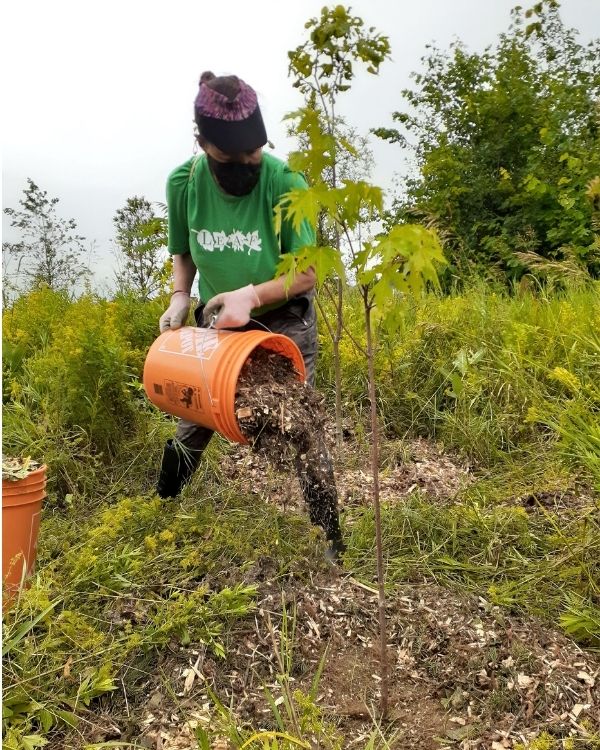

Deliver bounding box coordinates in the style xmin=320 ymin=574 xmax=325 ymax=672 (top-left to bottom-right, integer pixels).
xmin=166 ymin=152 xmax=315 ymax=310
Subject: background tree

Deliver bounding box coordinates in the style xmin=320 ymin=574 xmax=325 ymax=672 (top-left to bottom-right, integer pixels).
xmin=112 ymin=196 xmax=170 ymax=300
xmin=374 ymin=0 xmax=600 ymax=282
xmin=2 ymin=250 xmax=24 ymax=308
xmin=3 ymin=179 xmax=91 ymax=296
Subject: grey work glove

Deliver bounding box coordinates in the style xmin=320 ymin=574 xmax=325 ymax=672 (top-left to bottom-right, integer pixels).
xmin=159 ymin=292 xmax=191 ymax=333
xmin=202 ymin=284 xmax=261 ymax=329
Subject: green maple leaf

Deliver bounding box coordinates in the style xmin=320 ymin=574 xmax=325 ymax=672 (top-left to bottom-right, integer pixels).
xmin=279 ymin=187 xmax=322 ymax=234
xmin=276 ymin=245 xmax=344 ymax=286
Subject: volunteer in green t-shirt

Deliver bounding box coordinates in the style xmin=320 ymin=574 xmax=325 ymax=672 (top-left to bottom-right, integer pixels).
xmin=156 ymin=71 xmax=345 ymax=561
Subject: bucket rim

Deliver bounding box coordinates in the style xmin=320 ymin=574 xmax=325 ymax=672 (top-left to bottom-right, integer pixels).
xmin=214 ymin=330 xmax=306 ymax=443
xmin=2 ymin=464 xmax=47 ymax=487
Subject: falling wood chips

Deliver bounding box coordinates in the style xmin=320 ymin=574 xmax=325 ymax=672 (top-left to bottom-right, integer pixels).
xmin=235 ymin=347 xmax=328 ymax=468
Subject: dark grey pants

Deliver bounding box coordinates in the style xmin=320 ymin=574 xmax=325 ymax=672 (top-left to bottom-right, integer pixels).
xmin=174 ymin=298 xmax=342 ymax=543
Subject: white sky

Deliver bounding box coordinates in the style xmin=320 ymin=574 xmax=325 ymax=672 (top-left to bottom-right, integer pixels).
xmin=2 ymin=0 xmax=599 ymax=287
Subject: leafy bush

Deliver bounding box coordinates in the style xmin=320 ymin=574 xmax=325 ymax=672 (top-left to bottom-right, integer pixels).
xmin=374 ymin=2 xmax=600 ymax=280
xmin=2 ymin=287 xmax=71 ymax=403
xmin=2 ymin=289 xmax=170 ymax=503
xmin=23 ymin=295 xmax=137 ymax=453
xmin=110 ymin=290 xmax=168 ymax=377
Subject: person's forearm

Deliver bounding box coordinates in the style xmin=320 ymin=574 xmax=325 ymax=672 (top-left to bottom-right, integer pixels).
xmin=254 ymin=268 xmax=316 ymax=307
xmin=172 ymin=253 xmax=197 ymax=294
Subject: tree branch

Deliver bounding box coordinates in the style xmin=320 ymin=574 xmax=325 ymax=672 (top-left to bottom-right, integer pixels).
xmin=321 ymin=282 xmax=368 ymax=357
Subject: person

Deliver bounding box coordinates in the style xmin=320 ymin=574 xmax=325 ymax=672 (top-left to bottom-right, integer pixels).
xmin=156 ymin=70 xmax=345 ymax=560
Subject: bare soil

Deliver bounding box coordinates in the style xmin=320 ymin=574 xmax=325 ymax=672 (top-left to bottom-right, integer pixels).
xmin=68 ymin=432 xmax=600 ymax=750
xmin=117 ymin=570 xmax=599 ymax=749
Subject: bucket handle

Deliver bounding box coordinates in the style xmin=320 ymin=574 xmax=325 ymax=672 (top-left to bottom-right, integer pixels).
xmin=205 ymin=306 xmax=274 ymax=335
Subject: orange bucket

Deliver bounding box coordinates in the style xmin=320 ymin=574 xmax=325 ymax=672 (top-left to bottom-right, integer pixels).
xmin=143 ymin=327 xmax=306 ymax=444
xmin=2 ymin=464 xmax=47 ymax=596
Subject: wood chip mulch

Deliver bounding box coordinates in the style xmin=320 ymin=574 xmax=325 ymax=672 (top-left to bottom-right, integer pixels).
xmin=133 ymin=572 xmax=599 ymax=749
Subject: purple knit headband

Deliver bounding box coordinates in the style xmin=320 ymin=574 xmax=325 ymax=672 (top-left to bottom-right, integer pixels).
xmin=194 ymin=79 xmax=258 ymax=122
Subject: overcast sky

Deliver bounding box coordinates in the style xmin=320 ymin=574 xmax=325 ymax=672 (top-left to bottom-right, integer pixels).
xmin=2 ymin=0 xmax=599 ymax=288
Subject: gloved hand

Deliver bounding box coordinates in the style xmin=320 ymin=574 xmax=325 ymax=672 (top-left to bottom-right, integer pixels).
xmin=202 ymin=284 xmax=261 ymax=329
xmin=159 ymin=292 xmax=191 ymax=333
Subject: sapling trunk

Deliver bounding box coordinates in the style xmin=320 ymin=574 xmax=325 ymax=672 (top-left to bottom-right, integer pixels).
xmin=363 ymin=290 xmax=389 ymax=718
xmin=286 ymin=6 xmax=394 ymax=719
xmin=333 ymin=276 xmax=344 ymax=451
xmin=330 ymin=97 xmax=344 ymax=452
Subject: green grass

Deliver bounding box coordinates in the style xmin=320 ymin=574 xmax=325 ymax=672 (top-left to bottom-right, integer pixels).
xmin=3 ymin=284 xmax=600 ymax=747
xmin=2 ymin=467 xmax=324 ymax=747
xmin=319 ymin=282 xmax=600 ymax=482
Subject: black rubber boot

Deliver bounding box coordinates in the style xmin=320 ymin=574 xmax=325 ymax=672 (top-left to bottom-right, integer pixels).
xmin=156 ymin=439 xmax=202 ymax=499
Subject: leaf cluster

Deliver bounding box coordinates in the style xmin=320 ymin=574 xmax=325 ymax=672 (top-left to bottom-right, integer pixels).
xmin=277 ymin=103 xmax=447 ymax=333
xmin=288 ymin=5 xmax=390 ymax=98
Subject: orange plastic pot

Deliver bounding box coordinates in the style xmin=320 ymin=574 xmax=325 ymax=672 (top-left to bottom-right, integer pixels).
xmin=143 ymin=327 xmax=306 ymax=444
xmin=2 ymin=464 xmax=47 ymax=596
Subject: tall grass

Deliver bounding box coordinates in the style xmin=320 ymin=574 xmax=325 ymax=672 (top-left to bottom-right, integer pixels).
xmin=2 ymin=290 xmax=168 ymax=503
xmin=318 ymin=282 xmax=600 ymax=482
xmin=316 ymin=281 xmax=600 ymax=646
xmin=347 ymin=493 xmax=600 ymax=647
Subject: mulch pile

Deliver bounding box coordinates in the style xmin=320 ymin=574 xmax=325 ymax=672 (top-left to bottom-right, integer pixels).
xmin=130 ymin=573 xmax=599 ymax=749
xmin=57 ymin=425 xmax=600 ymax=749
xmin=234 ymin=347 xmax=326 ymax=467
xmin=56 ymin=384 xmax=600 ymax=750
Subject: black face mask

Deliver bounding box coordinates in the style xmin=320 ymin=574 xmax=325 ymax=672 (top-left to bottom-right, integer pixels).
xmin=207 ymin=156 xmax=261 ymax=196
